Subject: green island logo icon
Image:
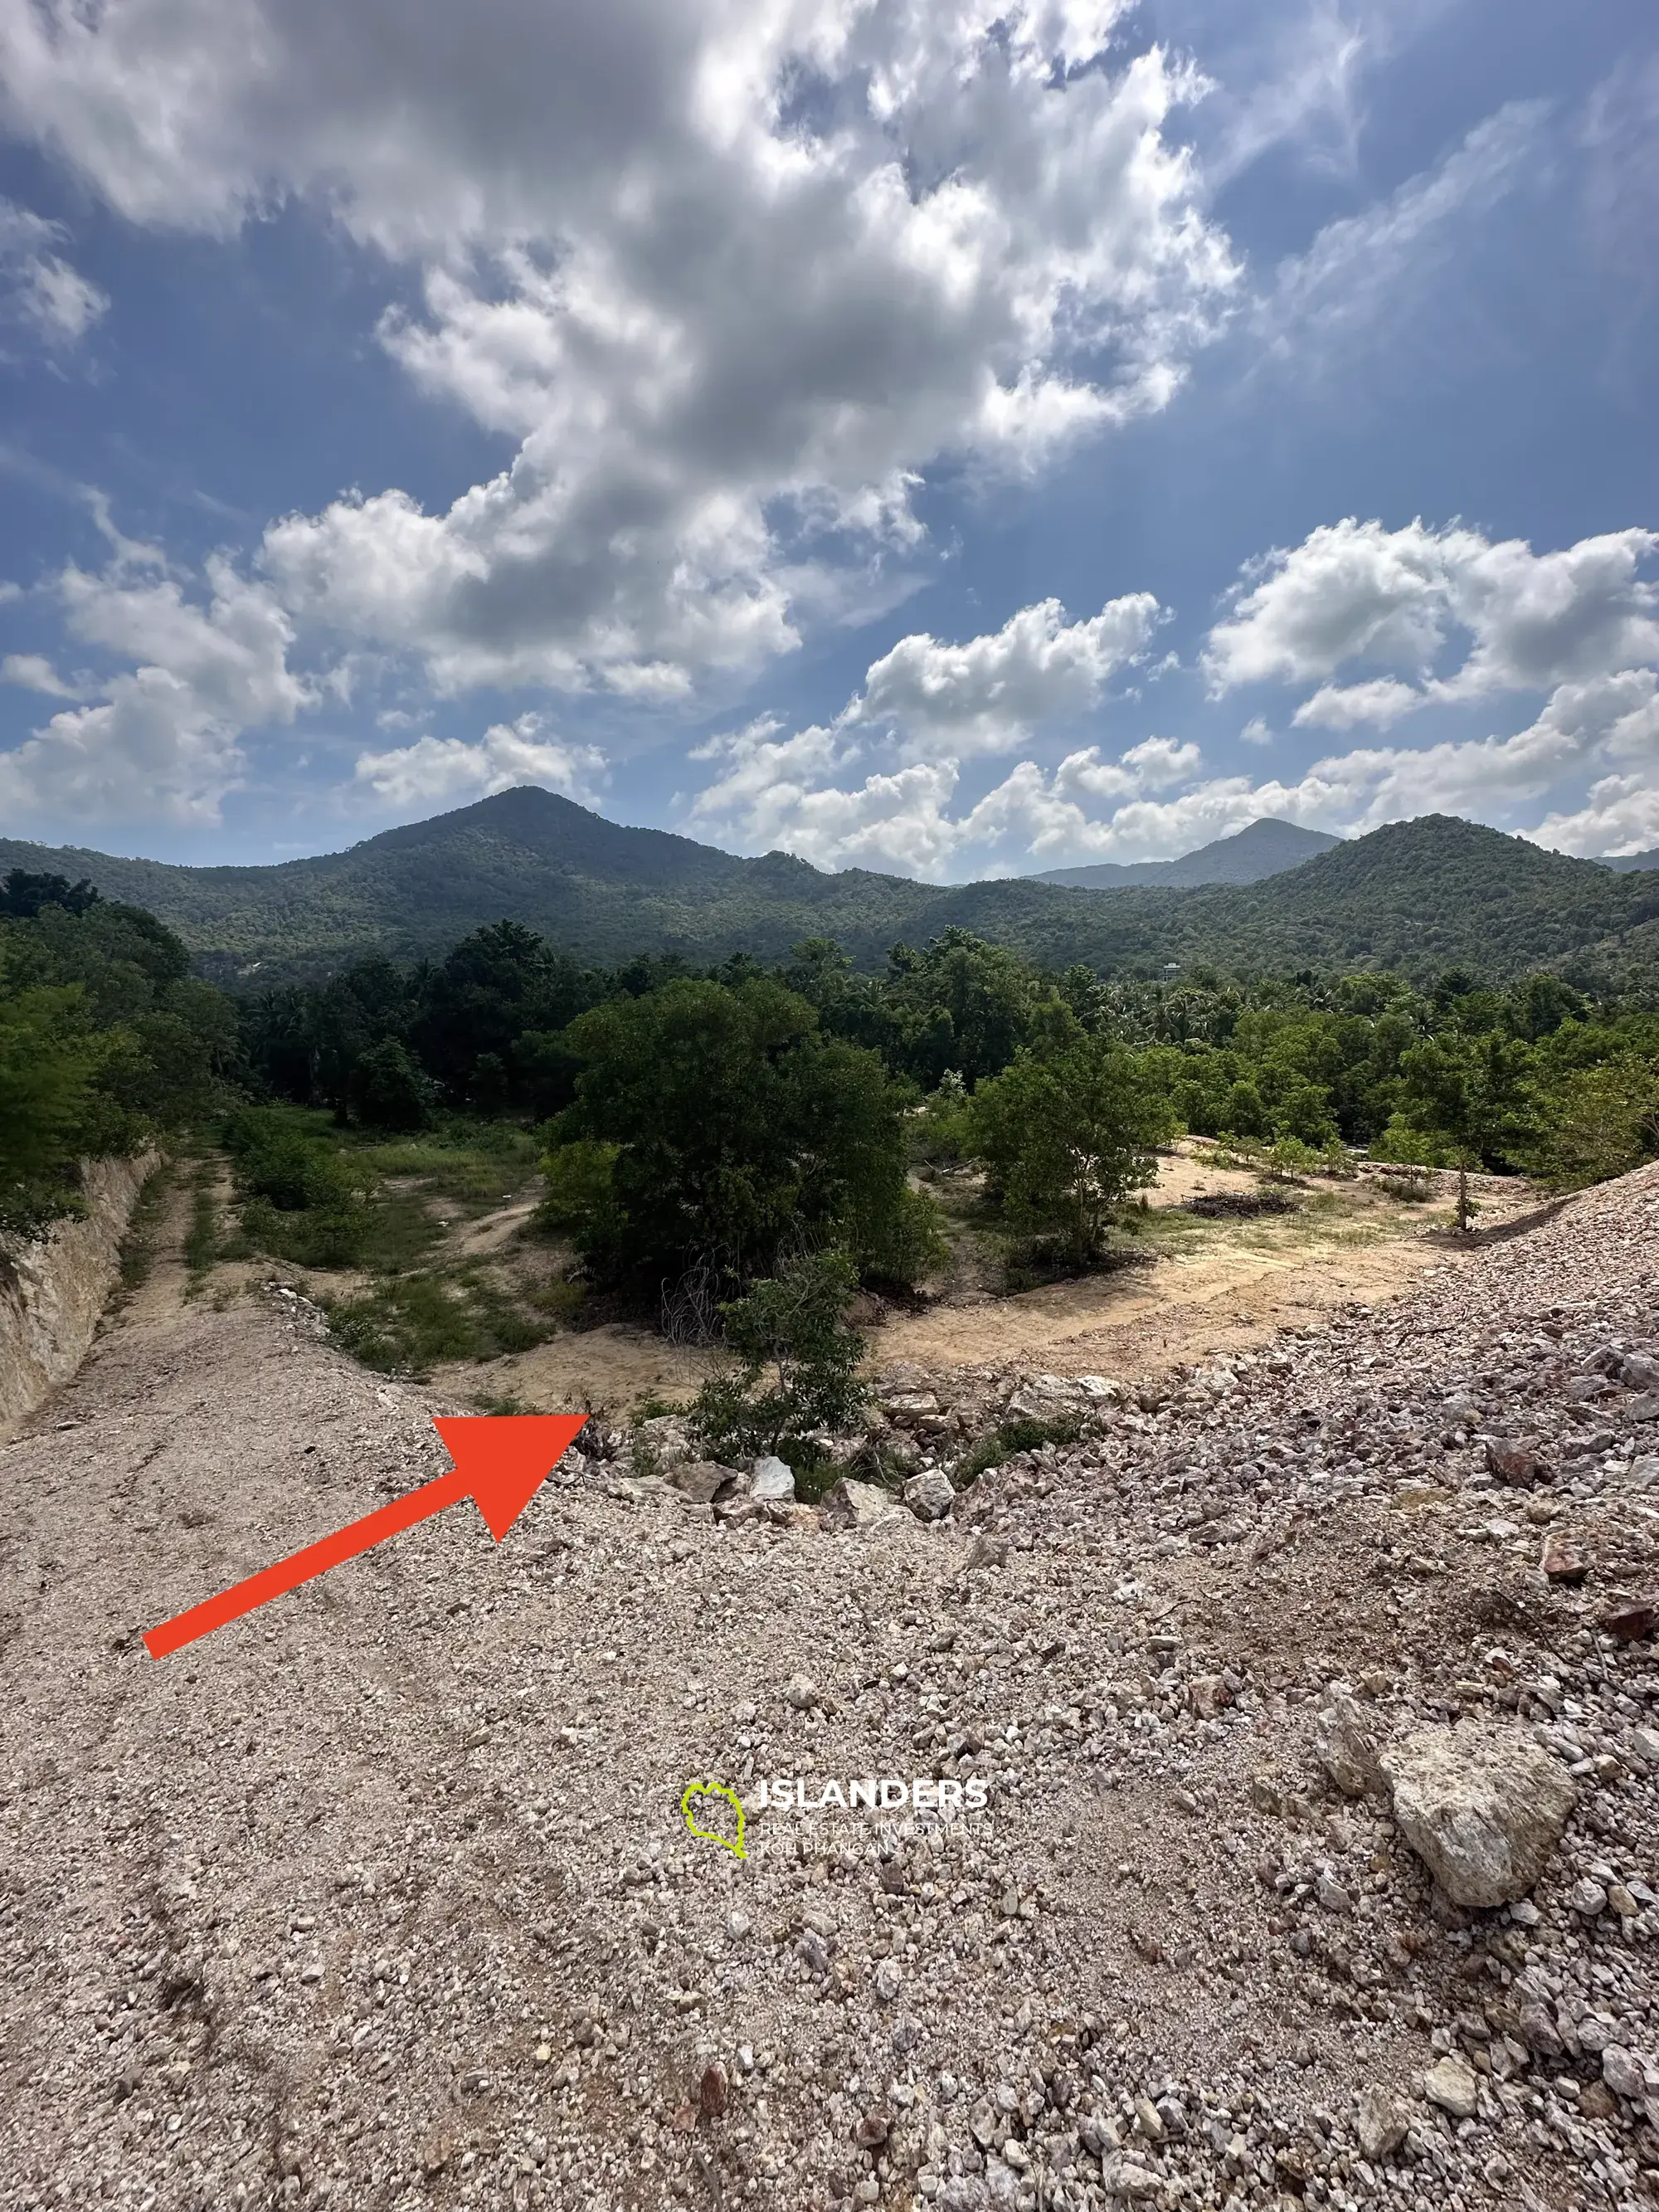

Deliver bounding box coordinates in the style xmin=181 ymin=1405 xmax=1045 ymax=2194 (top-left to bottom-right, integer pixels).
xmin=681 ymin=1780 xmax=747 ymax=1859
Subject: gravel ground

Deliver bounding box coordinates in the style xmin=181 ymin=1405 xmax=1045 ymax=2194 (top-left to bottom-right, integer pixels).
xmin=2 ymin=1167 xmax=1657 ymax=2212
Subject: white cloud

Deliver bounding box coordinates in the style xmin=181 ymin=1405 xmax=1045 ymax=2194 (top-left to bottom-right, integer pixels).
xmin=688 ymin=626 xmax=1659 ymax=875
xmin=844 ymin=593 xmax=1162 ymax=758
xmin=0 ymin=548 xmax=309 ymax=824
xmin=1238 ymin=714 xmax=1273 ymax=745
xmin=1292 ymin=677 xmax=1421 ymax=729
xmin=1 ymin=651 xmax=79 ymax=697
xmin=352 ymin=713 xmax=607 ymax=811
xmin=0 ymin=0 xmax=1236 ymax=699
xmin=0 ymin=197 xmax=108 ymax=345
xmin=1205 ymin=517 xmax=1659 ymax=707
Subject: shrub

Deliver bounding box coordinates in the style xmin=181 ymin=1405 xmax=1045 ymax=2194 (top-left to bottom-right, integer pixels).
xmin=690 ymin=1249 xmax=868 ymax=1461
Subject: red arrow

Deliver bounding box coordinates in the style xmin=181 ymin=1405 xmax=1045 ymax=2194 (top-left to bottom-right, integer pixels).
xmin=143 ymin=1414 xmax=586 ymax=1660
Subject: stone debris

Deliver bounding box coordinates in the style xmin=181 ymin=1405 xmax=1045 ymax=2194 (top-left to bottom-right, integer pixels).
xmin=4 ymin=1161 xmax=1659 ymax=2210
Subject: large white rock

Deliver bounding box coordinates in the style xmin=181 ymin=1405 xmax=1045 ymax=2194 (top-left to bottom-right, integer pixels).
xmin=820 ymin=1477 xmax=904 ymax=1532
xmin=1379 ymin=1723 xmax=1577 ymax=1907
xmin=748 ymin=1454 xmax=795 ymax=1502
xmin=903 ymin=1469 xmax=956 ymax=1522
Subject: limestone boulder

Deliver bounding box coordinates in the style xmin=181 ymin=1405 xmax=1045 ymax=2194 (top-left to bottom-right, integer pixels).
xmin=1379 ymin=1722 xmax=1576 ymax=1907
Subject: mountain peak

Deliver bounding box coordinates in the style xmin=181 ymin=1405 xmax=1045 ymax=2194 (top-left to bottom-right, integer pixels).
xmin=1033 ymin=815 xmax=1340 ymax=891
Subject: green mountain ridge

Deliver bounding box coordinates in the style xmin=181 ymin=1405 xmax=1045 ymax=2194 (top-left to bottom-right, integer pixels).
xmin=5 ymin=790 xmax=1659 ymax=988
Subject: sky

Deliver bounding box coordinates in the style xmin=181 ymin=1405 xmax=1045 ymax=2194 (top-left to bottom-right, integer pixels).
xmin=0 ymin=0 xmax=1655 ymax=879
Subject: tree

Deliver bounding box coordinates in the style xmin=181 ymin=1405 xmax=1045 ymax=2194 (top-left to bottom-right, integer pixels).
xmin=1523 ymin=1057 xmax=1659 ymax=1190
xmin=966 ymin=1035 xmax=1175 ymax=1269
xmin=544 ymin=976 xmax=937 ymax=1294
xmin=0 ymin=973 xmax=107 ymax=1233
xmin=1399 ymin=1031 xmax=1535 ymax=1229
xmin=690 ymin=1249 xmax=868 ymax=1461
xmin=0 ymin=870 xmax=101 ymax=919
xmin=348 ymin=1038 xmax=431 ymax=1130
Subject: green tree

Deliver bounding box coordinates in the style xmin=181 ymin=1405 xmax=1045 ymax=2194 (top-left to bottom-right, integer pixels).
xmin=690 ymin=1249 xmax=868 ymax=1461
xmin=348 ymin=1037 xmax=431 ymax=1131
xmin=967 ymin=1034 xmax=1175 ymax=1268
xmin=545 ymin=977 xmax=937 ymax=1292
xmin=0 ymin=972 xmax=108 ymax=1232
xmin=1522 ymin=1057 xmax=1659 ymax=1190
xmin=1399 ymin=1031 xmax=1535 ymax=1229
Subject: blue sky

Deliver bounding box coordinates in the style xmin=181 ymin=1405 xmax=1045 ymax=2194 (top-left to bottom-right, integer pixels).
xmin=0 ymin=0 xmax=1655 ymax=878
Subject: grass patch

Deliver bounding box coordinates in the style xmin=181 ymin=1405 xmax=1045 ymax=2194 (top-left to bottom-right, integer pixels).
xmin=322 ymin=1264 xmax=560 ymax=1377
xmin=114 ymin=1162 xmax=171 ymax=1302
xmin=955 ymin=1413 xmax=1084 ymax=1485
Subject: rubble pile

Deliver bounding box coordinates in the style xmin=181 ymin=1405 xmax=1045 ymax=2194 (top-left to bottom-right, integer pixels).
xmin=1 ymin=1168 xmax=1657 ymax=2211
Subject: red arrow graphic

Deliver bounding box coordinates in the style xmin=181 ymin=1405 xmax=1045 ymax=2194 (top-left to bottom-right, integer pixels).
xmin=143 ymin=1414 xmax=587 ymax=1660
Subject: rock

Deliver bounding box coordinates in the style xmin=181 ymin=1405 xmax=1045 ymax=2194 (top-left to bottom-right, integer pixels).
xmin=874 ymin=1958 xmax=902 ymax=2001
xmin=667 ymin=1459 xmax=743 ymax=1504
xmin=1485 ymin=1440 xmax=1548 ymax=1487
xmin=1603 ymin=2046 xmax=1657 ymax=2102
xmin=1188 ymin=1674 xmax=1230 ymax=1717
xmin=1600 ymin=1592 xmax=1657 ymax=1642
xmin=1098 ymin=2152 xmax=1160 ymax=2198
xmin=1540 ymin=1529 xmax=1588 ymax=1584
xmin=1423 ymin=2055 xmax=1478 ymax=2119
xmin=633 ymin=1415 xmax=694 ymax=1473
xmin=783 ymin=1675 xmax=820 ymax=1712
xmin=819 ymin=1478 xmax=903 ymax=1532
xmin=1566 ymin=1876 xmax=1608 ymax=1917
xmin=965 ymin=1533 xmax=1009 ymax=1571
xmin=1355 ymin=2086 xmax=1409 ymax=2161
xmin=749 ymin=1454 xmax=795 ymax=1503
xmin=1313 ymin=1685 xmax=1380 ymax=1797
xmin=903 ymin=1469 xmax=956 ymax=1522
xmin=882 ymin=1392 xmax=941 ymax=1423
xmin=698 ymin=2062 xmax=727 ymax=2119
xmin=1379 ymin=1722 xmax=1577 ymax=1907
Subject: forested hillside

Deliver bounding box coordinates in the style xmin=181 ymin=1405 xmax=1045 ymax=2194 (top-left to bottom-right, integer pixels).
xmin=3 ymin=792 xmax=1658 ymax=987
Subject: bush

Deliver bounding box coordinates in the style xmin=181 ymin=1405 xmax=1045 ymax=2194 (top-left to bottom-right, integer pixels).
xmin=689 ymin=1249 xmax=868 ymax=1461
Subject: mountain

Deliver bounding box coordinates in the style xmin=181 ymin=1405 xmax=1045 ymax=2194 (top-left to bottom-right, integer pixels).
xmin=1031 ymin=816 xmax=1340 ymax=889
xmin=5 ymin=793 xmax=1659 ymax=987
xmin=1602 ymin=850 xmax=1659 ymax=873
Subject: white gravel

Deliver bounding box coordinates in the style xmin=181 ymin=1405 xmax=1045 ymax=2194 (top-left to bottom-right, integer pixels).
xmin=2 ymin=1168 xmax=1657 ymax=2211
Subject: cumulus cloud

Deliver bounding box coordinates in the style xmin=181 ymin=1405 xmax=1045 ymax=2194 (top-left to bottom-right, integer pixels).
xmin=0 ymin=0 xmax=1235 ymax=699
xmin=0 ymin=547 xmax=309 ymax=823
xmin=690 ymin=700 xmax=1204 ymax=876
xmin=1204 ymin=517 xmax=1659 ymax=709
xmin=1 ymin=651 xmax=80 ymax=696
xmin=1292 ymin=677 xmax=1420 ymax=729
xmin=352 ymin=714 xmax=607 ymax=811
xmin=688 ymin=605 xmax=1659 ymax=876
xmin=843 ymin=593 xmax=1162 ymax=758
xmin=0 ymin=197 xmax=108 ymax=345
